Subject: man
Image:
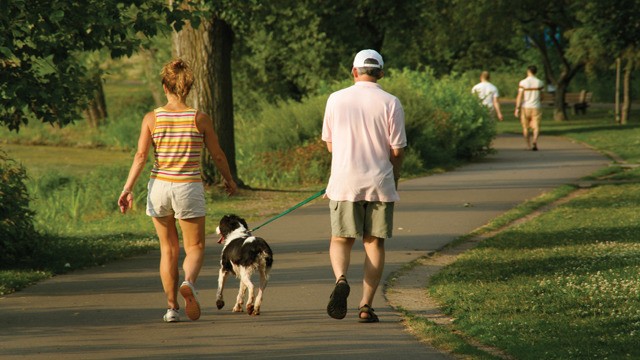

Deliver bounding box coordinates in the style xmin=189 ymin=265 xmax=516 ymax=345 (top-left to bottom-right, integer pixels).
xmin=321 ymin=49 xmax=406 ymax=323
xmin=471 ymin=71 xmax=504 ymax=121
xmin=514 ymin=65 xmax=544 ymax=151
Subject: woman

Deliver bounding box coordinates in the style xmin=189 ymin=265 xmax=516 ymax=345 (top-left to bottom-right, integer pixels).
xmin=118 ymin=59 xmax=237 ymax=323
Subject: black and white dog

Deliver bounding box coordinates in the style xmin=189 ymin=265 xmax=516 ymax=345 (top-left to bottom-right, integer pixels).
xmin=215 ymin=214 xmax=273 ymax=316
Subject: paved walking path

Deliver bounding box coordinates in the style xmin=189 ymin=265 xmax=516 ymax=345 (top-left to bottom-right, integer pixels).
xmin=0 ymin=134 xmax=608 ymax=359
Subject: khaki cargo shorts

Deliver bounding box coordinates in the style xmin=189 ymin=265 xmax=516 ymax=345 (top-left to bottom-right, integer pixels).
xmin=329 ymin=200 xmax=395 ymax=239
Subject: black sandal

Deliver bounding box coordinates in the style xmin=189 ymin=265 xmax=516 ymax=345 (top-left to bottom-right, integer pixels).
xmin=327 ymin=276 xmax=350 ymax=319
xmin=358 ymin=304 xmax=379 ymax=323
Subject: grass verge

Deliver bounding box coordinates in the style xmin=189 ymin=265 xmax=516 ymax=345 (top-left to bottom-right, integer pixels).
xmin=413 ymin=107 xmax=640 ymax=359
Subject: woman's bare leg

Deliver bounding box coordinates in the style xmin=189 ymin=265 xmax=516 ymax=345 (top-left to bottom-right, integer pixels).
xmin=152 ymin=215 xmax=180 ymax=309
xmin=178 ymin=216 xmax=206 ymax=283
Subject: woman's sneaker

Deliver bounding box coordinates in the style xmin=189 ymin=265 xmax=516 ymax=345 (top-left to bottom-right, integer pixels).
xmin=179 ymin=281 xmax=201 ymax=321
xmin=163 ymin=308 xmax=180 ymax=323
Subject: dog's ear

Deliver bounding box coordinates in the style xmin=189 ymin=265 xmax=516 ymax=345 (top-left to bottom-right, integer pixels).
xmin=239 ymin=217 xmax=249 ymax=230
xmin=219 ymin=214 xmax=233 ymax=236
xmin=227 ymin=214 xmax=248 ymax=230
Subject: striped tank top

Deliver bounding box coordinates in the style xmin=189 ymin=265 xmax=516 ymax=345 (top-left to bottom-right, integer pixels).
xmin=150 ymin=107 xmax=204 ymax=182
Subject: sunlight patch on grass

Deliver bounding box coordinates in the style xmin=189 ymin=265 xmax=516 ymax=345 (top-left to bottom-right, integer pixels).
xmin=2 ymin=144 xmax=132 ymax=177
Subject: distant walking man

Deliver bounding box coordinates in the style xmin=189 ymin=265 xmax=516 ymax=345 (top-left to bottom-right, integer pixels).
xmin=515 ymin=65 xmax=544 ymax=151
xmin=322 ymin=49 xmax=406 ymax=323
xmin=472 ymin=71 xmax=503 ymax=121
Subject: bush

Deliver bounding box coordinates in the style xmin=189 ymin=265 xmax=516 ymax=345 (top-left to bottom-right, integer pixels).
xmin=0 ymin=151 xmax=41 ymax=266
xmin=237 ymin=69 xmax=496 ymax=188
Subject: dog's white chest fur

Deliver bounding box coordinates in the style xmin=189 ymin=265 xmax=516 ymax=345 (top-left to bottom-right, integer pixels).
xmin=243 ymin=236 xmax=256 ymax=245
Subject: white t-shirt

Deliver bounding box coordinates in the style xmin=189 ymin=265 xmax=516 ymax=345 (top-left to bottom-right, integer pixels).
xmin=518 ymin=76 xmax=544 ymax=109
xmin=322 ymin=81 xmax=407 ymax=202
xmin=471 ymin=81 xmax=499 ymax=109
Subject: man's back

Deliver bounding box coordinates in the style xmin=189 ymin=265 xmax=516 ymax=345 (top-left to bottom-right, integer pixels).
xmin=472 ymin=81 xmax=499 ymax=109
xmin=518 ymin=76 xmax=544 ymax=109
xmin=322 ymin=81 xmax=406 ymax=202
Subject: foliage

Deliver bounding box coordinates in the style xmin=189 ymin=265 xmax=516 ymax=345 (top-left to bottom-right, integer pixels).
xmin=236 ymin=69 xmax=496 ymax=188
xmin=0 ymin=151 xmax=41 ymax=266
xmin=229 ymin=0 xmax=427 ymax=112
xmin=394 ymin=1 xmax=521 ymax=75
xmin=0 ymin=0 xmax=191 ymax=131
xmin=573 ymin=0 xmax=640 ymax=55
xmin=28 ymin=164 xmax=152 ymax=235
xmin=0 ymin=82 xmax=155 ymax=150
xmin=397 ymin=70 xmax=497 ymax=163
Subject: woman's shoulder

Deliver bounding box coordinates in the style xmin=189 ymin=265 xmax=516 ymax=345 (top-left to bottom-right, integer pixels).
xmin=144 ymin=110 xmax=156 ymax=121
xmin=195 ymin=110 xmax=211 ymax=122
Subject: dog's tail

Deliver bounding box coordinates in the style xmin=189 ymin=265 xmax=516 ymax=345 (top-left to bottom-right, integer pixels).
xmin=261 ymin=242 xmax=274 ymax=269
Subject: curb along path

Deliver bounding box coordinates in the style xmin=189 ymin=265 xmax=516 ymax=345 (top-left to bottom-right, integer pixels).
xmin=0 ymin=134 xmax=608 ymax=359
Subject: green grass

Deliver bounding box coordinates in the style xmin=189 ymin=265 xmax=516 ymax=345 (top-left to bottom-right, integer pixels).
xmin=0 ymin=140 xmax=322 ymax=295
xmin=2 ymin=143 xmax=132 ymax=177
xmin=423 ymin=107 xmax=640 ymax=359
xmin=430 ymin=182 xmax=640 ymax=359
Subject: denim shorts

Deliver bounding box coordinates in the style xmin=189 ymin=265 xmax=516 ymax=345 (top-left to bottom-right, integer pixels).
xmin=146 ymin=179 xmax=206 ymax=219
xmin=329 ymin=200 xmax=395 ymax=239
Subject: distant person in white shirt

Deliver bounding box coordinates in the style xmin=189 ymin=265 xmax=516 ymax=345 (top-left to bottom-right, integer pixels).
xmin=471 ymin=71 xmax=503 ymax=121
xmin=515 ymin=65 xmax=544 ymax=151
xmin=322 ymin=49 xmax=406 ymax=323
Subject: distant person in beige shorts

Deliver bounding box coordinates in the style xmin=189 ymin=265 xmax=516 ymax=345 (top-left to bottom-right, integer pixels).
xmin=118 ymin=59 xmax=237 ymax=323
xmin=515 ymin=65 xmax=544 ymax=151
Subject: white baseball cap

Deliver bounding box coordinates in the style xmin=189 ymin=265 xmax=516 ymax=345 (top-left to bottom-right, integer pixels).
xmin=353 ymin=49 xmax=384 ymax=69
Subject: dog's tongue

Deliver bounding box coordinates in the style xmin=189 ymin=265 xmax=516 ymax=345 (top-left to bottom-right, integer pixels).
xmin=217 ymin=235 xmax=225 ymax=244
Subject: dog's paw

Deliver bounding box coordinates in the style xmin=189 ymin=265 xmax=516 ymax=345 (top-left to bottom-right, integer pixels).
xmin=232 ymin=304 xmax=243 ymax=312
xmin=250 ymin=307 xmax=260 ymax=316
xmin=216 ymin=299 xmax=225 ymax=310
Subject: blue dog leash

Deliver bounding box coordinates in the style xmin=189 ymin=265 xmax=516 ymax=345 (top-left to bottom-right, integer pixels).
xmin=251 ymin=189 xmax=326 ymax=232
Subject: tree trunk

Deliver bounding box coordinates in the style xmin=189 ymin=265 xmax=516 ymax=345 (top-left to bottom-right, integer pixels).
xmin=615 ymin=57 xmax=621 ymax=124
xmin=141 ymin=47 xmax=164 ymax=107
xmin=208 ymin=19 xmax=239 ymax=186
xmin=83 ymin=72 xmax=107 ymax=128
xmin=621 ymin=56 xmax=633 ymax=125
xmin=553 ymin=81 xmax=568 ymax=121
xmin=529 ymin=29 xmax=584 ymax=122
xmin=172 ymin=14 xmax=240 ymax=185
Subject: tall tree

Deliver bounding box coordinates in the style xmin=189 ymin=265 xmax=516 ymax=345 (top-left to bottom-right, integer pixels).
xmin=0 ymin=0 xmax=187 ymax=131
xmin=170 ymin=0 xmax=254 ymax=185
xmin=508 ymin=0 xmax=585 ymax=121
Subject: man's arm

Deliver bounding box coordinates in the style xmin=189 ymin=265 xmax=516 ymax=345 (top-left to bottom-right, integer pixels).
xmin=514 ymin=88 xmax=523 ymax=118
xmin=493 ymin=96 xmax=503 ymax=121
xmin=390 ymin=147 xmax=404 ymax=189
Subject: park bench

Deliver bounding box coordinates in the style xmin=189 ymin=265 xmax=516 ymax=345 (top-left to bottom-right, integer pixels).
xmin=543 ymin=90 xmax=593 ymax=115
xmin=565 ymin=90 xmax=593 ymax=115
